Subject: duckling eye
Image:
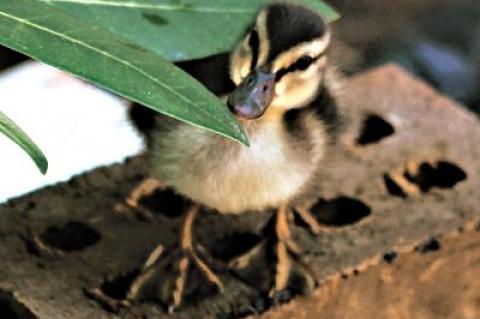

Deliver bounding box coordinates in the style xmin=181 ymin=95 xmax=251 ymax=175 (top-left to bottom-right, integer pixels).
xmin=296 ymin=56 xmax=314 ymax=70
xmin=275 ymin=55 xmax=315 ymax=82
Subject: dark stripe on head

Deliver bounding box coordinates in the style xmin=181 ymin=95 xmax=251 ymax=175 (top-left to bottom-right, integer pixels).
xmin=266 ymin=4 xmax=326 ymax=61
xmin=248 ymin=29 xmax=260 ymax=70
xmin=275 ymin=54 xmax=321 ymax=82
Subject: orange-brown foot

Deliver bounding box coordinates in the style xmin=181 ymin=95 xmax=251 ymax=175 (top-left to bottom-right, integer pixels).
xmin=86 ymin=244 xmax=165 ymax=312
xmin=295 ymin=203 xmax=332 ymax=235
xmin=165 ymin=205 xmax=224 ymax=312
xmin=229 ymin=204 xmax=319 ymax=299
xmin=104 ymin=205 xmax=223 ymax=312
xmin=114 ymin=178 xmax=164 ymax=221
xmin=270 ymin=204 xmax=317 ymax=298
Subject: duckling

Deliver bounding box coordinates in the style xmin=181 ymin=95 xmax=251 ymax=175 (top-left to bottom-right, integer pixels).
xmin=126 ymin=2 xmax=342 ymax=312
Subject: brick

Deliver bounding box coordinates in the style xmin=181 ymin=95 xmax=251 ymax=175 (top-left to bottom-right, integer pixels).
xmin=0 ymin=65 xmax=479 ymax=319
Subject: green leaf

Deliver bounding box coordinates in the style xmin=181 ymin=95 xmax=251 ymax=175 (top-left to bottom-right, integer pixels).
xmin=0 ymin=111 xmax=48 ymax=174
xmin=0 ymin=0 xmax=248 ymax=145
xmin=39 ymin=0 xmax=339 ymax=61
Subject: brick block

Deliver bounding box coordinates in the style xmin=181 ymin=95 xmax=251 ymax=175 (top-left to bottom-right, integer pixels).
xmin=0 ymin=65 xmax=478 ymax=319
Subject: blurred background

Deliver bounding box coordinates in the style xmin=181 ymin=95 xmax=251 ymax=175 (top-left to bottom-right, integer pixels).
xmin=331 ymin=0 xmax=480 ymax=111
xmin=0 ymin=0 xmax=479 ymax=201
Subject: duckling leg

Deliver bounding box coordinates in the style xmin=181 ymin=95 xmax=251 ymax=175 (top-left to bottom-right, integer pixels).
xmin=271 ymin=204 xmax=316 ymax=296
xmin=126 ymin=178 xmax=163 ymax=209
xmin=97 ymin=202 xmax=223 ymax=312
xmin=86 ymin=244 xmax=165 ymax=311
xmin=116 ymin=205 xmax=224 ymax=313
xmin=295 ymin=204 xmax=331 ymax=235
xmin=168 ymin=204 xmax=224 ymax=312
xmin=273 ymin=204 xmax=299 ymax=293
xmin=114 ymin=178 xmax=163 ymax=220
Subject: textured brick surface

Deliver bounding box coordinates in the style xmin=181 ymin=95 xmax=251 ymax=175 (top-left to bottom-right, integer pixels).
xmin=254 ymin=223 xmax=480 ymax=319
xmin=0 ymin=65 xmax=479 ymax=319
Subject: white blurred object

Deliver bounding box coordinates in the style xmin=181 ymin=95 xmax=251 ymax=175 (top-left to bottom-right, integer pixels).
xmin=0 ymin=61 xmax=145 ymax=203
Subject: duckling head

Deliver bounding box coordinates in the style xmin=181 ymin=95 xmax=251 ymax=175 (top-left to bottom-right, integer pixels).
xmin=228 ymin=3 xmax=331 ymax=120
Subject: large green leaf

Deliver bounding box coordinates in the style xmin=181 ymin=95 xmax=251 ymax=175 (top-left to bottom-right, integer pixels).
xmin=0 ymin=111 xmax=48 ymax=174
xmin=39 ymin=0 xmax=339 ymax=61
xmin=0 ymin=0 xmax=248 ymax=145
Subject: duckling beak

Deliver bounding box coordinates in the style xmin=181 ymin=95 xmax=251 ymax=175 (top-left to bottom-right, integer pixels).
xmin=227 ymin=69 xmax=275 ymax=119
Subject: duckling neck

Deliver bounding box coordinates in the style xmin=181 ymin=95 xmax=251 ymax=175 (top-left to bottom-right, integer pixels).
xmin=261 ymin=106 xmax=287 ymax=122
xmin=239 ymin=105 xmax=287 ymax=132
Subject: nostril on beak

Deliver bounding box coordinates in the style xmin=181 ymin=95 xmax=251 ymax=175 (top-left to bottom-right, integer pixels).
xmin=246 ymin=76 xmax=254 ymax=86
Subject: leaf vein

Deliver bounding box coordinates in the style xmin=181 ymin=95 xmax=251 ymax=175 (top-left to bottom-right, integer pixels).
xmin=39 ymin=0 xmax=256 ymax=13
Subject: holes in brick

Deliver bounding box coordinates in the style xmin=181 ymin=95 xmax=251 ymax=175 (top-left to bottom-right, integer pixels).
xmin=308 ymin=197 xmax=372 ymax=227
xmin=26 ymin=201 xmax=36 ymax=211
xmin=415 ymin=237 xmax=441 ymax=254
xmin=100 ymin=269 xmax=140 ymax=301
xmin=138 ymin=188 xmax=188 ymax=218
xmin=383 ymin=174 xmax=407 ymax=198
xmin=210 ymin=232 xmax=262 ymax=262
xmin=0 ymin=290 xmax=37 ymax=319
xmin=84 ymin=269 xmax=140 ymax=313
xmin=383 ymin=251 xmax=398 ymax=264
xmin=356 ymin=114 xmax=394 ymax=145
xmin=40 ymin=222 xmax=101 ymax=252
xmin=405 ymin=161 xmax=467 ymax=192
xmin=384 ymin=161 xmax=467 ymax=198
